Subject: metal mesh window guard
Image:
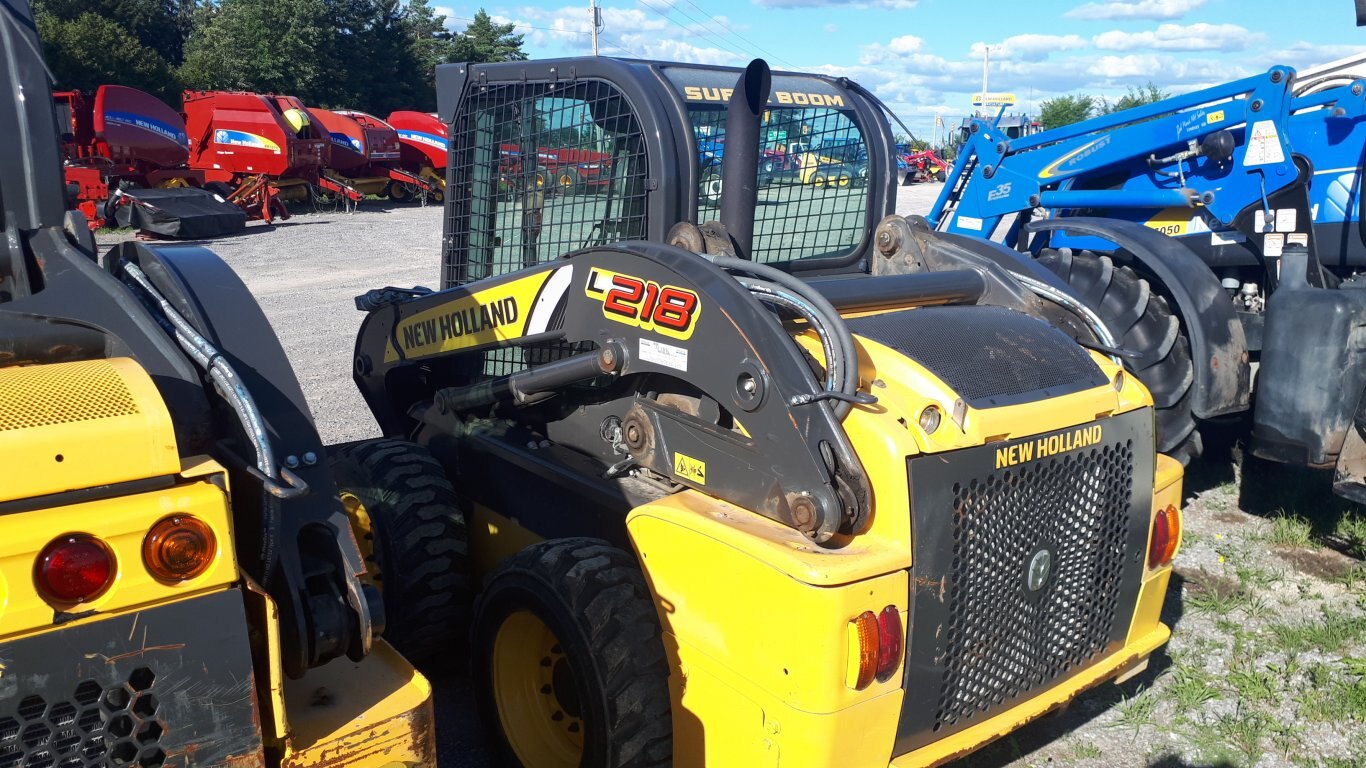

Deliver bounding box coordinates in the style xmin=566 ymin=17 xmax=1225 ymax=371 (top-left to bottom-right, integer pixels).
xmin=444 ymin=79 xmax=648 ymax=289
xmin=689 ymin=105 xmax=869 ymax=264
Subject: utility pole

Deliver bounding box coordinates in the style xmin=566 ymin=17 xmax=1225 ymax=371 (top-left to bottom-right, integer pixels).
xmin=591 ymin=0 xmax=602 ymax=56
xmin=980 ymin=45 xmax=990 ymax=116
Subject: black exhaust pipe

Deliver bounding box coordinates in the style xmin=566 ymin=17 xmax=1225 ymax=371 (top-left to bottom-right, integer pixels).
xmin=719 ymin=59 xmax=771 ymax=261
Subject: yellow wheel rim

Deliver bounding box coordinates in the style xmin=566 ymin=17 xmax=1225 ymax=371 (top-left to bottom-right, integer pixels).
xmin=493 ymin=610 xmax=584 ymax=768
xmin=157 ymin=177 xmax=190 ymax=189
xmin=559 ymin=173 xmax=573 ymax=188
xmin=340 ymin=491 xmax=380 ymax=589
xmin=837 ymin=174 xmax=851 ymax=187
xmin=813 ymin=174 xmax=826 ymax=188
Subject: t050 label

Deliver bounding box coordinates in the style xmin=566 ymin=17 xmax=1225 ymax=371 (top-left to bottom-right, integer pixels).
xmin=585 ymin=267 xmax=701 ymax=340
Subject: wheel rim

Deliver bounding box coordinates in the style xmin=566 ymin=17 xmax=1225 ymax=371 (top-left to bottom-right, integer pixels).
xmin=339 ymin=491 xmax=380 ymax=589
xmin=837 ymin=174 xmax=851 ymax=187
xmin=558 ymin=173 xmax=574 ymax=189
xmin=703 ymin=175 xmax=722 ymax=201
xmin=813 ymin=174 xmax=826 ymax=187
xmin=492 ymin=610 xmax=584 ymax=768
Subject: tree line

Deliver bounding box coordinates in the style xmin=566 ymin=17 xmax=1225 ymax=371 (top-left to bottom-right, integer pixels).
xmin=34 ymin=0 xmax=529 ymax=114
xmin=1038 ymin=83 xmax=1170 ymax=129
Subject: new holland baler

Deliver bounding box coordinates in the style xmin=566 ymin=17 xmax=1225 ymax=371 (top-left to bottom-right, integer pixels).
xmin=314 ymin=108 xmax=436 ymax=201
xmin=182 ymin=90 xmax=363 ymax=220
xmin=387 ymin=110 xmax=449 ymax=200
xmin=55 ymin=85 xmax=246 ymax=238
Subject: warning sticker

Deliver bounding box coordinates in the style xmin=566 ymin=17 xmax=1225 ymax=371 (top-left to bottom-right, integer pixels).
xmin=673 ymin=452 xmax=706 ymax=484
xmin=955 ymin=214 xmax=984 ymax=231
xmin=1245 ymin=120 xmax=1286 ymax=167
xmin=1254 ymin=209 xmax=1298 ymax=234
xmin=1211 ymin=230 xmax=1246 ymax=246
xmin=1264 ymin=233 xmax=1285 ymax=257
xmin=639 ymin=338 xmax=688 ymax=372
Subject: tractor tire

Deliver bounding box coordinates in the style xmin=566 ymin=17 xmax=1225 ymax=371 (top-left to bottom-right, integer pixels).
xmin=387 ymin=180 xmax=414 ymax=203
xmin=329 ymin=439 xmax=472 ymax=670
xmin=203 ymin=181 xmax=235 ymax=199
xmin=472 ymin=538 xmax=672 ymax=768
xmin=557 ymin=167 xmax=583 ymax=195
xmin=935 ymin=169 xmax=947 ymax=182
xmin=1037 ymin=249 xmax=1202 ymax=464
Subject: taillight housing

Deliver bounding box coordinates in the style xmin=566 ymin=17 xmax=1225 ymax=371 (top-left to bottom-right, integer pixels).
xmin=1148 ymin=503 xmax=1181 ymax=568
xmin=35 ymin=534 xmax=116 ymax=606
xmin=143 ymin=514 xmax=217 ymax=583
xmin=848 ymin=605 xmax=904 ymax=690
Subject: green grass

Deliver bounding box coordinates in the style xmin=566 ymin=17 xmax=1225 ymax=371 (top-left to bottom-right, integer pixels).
xmin=1264 ymin=513 xmax=1315 ymax=548
xmin=1167 ymin=665 xmax=1220 ymax=710
xmin=1269 ymin=610 xmax=1366 ymax=655
xmin=1064 ymin=741 xmax=1103 ymax=761
xmin=1296 ymin=659 xmax=1366 ymax=722
xmin=1110 ymin=690 xmax=1159 ymax=736
xmin=1212 ymin=704 xmax=1272 ymax=766
xmin=1226 ymin=668 xmax=1280 ymax=704
xmin=1187 ymin=581 xmax=1249 ymax=616
xmin=1334 ymin=512 xmax=1366 ymax=559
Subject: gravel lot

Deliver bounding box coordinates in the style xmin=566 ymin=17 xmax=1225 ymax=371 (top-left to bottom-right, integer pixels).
xmin=98 ymin=181 xmax=1365 ymax=768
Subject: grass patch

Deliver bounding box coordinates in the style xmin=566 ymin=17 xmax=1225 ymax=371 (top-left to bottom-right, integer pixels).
xmin=1264 ymin=513 xmax=1315 ymax=548
xmin=1333 ymin=512 xmax=1366 ymax=559
xmin=1186 ymin=570 xmax=1249 ymax=615
xmin=1167 ymin=665 xmax=1220 ymax=710
xmin=1212 ymin=704 xmax=1272 ymax=766
xmin=1269 ymin=610 xmax=1366 ymax=655
xmin=1110 ymin=690 xmax=1159 ymax=736
xmin=1064 ymin=741 xmax=1103 ymax=761
xmin=1296 ymin=659 xmax=1366 ymax=722
xmin=1226 ymin=668 xmax=1280 ymax=704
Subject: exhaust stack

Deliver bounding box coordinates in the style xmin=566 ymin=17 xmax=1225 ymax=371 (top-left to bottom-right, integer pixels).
xmin=719 ymin=59 xmax=771 ymax=261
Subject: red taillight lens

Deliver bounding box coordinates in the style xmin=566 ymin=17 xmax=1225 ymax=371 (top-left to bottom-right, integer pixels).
xmin=35 ymin=534 xmax=115 ymax=605
xmin=1148 ymin=504 xmax=1181 ymax=568
xmin=876 ymin=605 xmax=903 ymax=683
xmin=143 ymin=515 xmax=217 ymax=583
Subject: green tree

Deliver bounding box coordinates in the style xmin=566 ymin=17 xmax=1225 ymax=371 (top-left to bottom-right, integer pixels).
xmin=1099 ymin=82 xmax=1170 ymax=115
xmin=452 ymin=9 xmax=527 ymax=63
xmin=36 ymin=0 xmax=189 ymax=64
xmin=1038 ymin=94 xmax=1096 ymax=129
xmin=37 ymin=11 xmax=179 ymax=101
xmin=179 ymin=0 xmax=335 ymax=100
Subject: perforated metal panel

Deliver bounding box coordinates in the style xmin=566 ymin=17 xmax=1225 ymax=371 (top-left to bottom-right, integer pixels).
xmin=846 ymin=305 xmax=1108 ymax=408
xmin=936 ymin=440 xmax=1135 ymax=729
xmin=687 ymin=104 xmax=869 ymax=265
xmin=895 ymin=408 xmax=1152 ymax=754
xmin=0 ymin=667 xmax=165 ymax=768
xmin=0 ymin=360 xmax=139 ymax=431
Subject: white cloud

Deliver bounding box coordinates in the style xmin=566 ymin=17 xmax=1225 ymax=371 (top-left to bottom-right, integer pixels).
xmin=1065 ymin=0 xmax=1204 ymax=21
xmin=507 ymin=4 xmax=746 ymax=64
xmin=752 ymin=0 xmax=917 ymax=8
xmin=1093 ymin=23 xmax=1263 ymax=53
xmin=1087 ymin=54 xmax=1244 ymax=83
xmin=823 ymin=23 xmax=838 ymax=34
xmin=1255 ymin=42 xmax=1366 ymax=72
xmin=886 ymin=35 xmax=924 ymax=54
xmin=970 ymin=33 xmax=1088 ymax=63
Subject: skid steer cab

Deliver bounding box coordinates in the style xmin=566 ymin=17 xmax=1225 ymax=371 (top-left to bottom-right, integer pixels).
xmin=345 ymin=57 xmax=1183 ymax=767
xmin=1 ymin=2 xmax=434 ymax=765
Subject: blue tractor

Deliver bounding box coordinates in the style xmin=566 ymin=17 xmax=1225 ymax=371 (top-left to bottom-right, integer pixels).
xmin=929 ymin=45 xmax=1366 ymax=501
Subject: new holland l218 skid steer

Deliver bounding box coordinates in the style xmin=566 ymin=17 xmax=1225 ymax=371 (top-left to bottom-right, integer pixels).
xmin=341 ymin=58 xmax=1185 ymax=767
xmin=1 ymin=3 xmax=438 ymax=765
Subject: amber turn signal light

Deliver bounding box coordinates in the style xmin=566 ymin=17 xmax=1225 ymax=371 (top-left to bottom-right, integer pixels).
xmin=1148 ymin=504 xmax=1181 ymax=569
xmin=143 ymin=515 xmax=217 ymax=582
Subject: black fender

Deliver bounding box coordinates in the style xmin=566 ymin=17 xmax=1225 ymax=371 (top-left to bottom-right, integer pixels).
xmin=105 ymin=241 xmax=374 ymax=678
xmin=1027 ymin=217 xmax=1250 ymax=419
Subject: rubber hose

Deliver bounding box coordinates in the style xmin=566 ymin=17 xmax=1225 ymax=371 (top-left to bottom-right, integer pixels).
xmin=709 ymin=255 xmax=861 ymax=419
xmin=737 ymin=278 xmax=841 ymax=393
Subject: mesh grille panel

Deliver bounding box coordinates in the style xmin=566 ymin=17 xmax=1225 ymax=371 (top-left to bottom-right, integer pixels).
xmin=0 ymin=360 xmax=139 ymax=432
xmin=443 ymin=78 xmax=648 ymax=289
xmin=688 ymin=105 xmax=869 ymax=264
xmin=935 ymin=441 xmax=1135 ymax=731
xmin=0 ymin=667 xmax=165 ymax=768
xmin=845 ymin=305 xmax=1107 ymax=407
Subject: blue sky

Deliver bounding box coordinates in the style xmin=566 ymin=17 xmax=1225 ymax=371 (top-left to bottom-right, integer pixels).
xmin=432 ymin=0 xmax=1366 ymax=137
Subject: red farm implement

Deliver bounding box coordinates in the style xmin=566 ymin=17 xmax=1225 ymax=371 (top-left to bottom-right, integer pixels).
xmin=387 ymin=110 xmax=448 ymax=199
xmin=55 ymin=86 xmax=246 ymax=237
xmin=182 ymin=90 xmax=362 ymax=217
xmin=319 ymin=109 xmax=437 ymax=202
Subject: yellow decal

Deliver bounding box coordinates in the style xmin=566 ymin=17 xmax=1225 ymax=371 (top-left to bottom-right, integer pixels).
xmin=1143 ymin=206 xmax=1193 ymax=236
xmin=995 ymin=425 xmax=1104 ymax=469
xmin=385 ymin=271 xmax=553 ymax=362
xmin=1038 ymin=135 xmax=1111 ymax=180
xmin=673 ymin=452 xmax=706 ymax=484
xmin=584 ymin=267 xmax=701 ymax=340
xmin=1207 ymin=110 xmax=1225 ymax=124
xmin=682 ymin=85 xmax=844 ymax=108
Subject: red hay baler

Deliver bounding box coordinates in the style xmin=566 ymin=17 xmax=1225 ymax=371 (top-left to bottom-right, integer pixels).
xmin=387 ymin=110 xmax=449 ymax=199
xmin=318 ymin=109 xmax=437 ymax=202
xmin=55 ymin=86 xmax=245 ymax=237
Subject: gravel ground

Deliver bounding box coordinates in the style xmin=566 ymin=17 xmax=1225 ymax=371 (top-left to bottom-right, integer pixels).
xmin=97 ymin=181 xmax=1365 ymax=768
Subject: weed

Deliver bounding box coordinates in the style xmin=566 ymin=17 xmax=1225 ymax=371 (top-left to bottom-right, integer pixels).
xmin=1212 ymin=704 xmax=1271 ymax=765
xmin=1297 ymin=661 xmax=1366 ymax=722
xmin=1270 ymin=610 xmax=1366 ymax=655
xmin=1243 ymin=595 xmax=1274 ymax=621
xmin=1334 ymin=512 xmax=1366 ymax=559
xmin=1264 ymin=513 xmax=1315 ymax=548
xmin=1064 ymin=741 xmax=1102 ymax=761
xmin=1110 ymin=690 xmax=1159 ymax=736
xmin=1168 ymin=665 xmax=1220 ymax=709
xmin=1226 ymin=668 xmax=1280 ymax=704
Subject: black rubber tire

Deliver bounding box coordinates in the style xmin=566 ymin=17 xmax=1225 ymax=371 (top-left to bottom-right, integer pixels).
xmin=387 ymin=180 xmax=413 ymax=203
xmin=700 ymin=168 xmax=723 ymax=205
xmin=329 ymin=439 xmax=472 ymax=670
xmin=203 ymin=181 xmax=235 ymax=198
xmin=935 ymin=169 xmax=947 ymax=182
xmin=472 ymin=538 xmax=672 ymax=768
xmin=1038 ymin=248 xmax=1202 ymax=464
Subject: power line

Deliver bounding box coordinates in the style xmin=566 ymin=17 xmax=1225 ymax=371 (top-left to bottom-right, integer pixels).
xmin=676 ymin=0 xmax=796 ymax=69
xmin=634 ymin=0 xmax=748 ymax=62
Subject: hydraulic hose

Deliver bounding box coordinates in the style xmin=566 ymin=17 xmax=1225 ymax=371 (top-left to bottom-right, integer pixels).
xmin=736 ymin=277 xmax=841 ymax=393
xmin=708 ymin=254 xmax=862 ymax=419
xmin=1012 ymin=270 xmax=1124 ymax=367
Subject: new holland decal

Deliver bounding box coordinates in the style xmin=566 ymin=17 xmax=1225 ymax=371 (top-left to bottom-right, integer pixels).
xmin=385 ymin=265 xmax=575 ymax=362
xmin=584 ymin=267 xmax=700 ymax=340
xmin=213 ymin=129 xmax=281 ymax=154
xmin=995 ymin=424 xmax=1104 ymax=469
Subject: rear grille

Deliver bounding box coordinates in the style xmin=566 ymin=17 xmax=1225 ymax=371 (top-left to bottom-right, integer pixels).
xmin=0 ymin=667 xmax=165 ymax=768
xmin=897 ymin=408 xmax=1153 ymax=752
xmin=937 ymin=440 xmax=1134 ymax=729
